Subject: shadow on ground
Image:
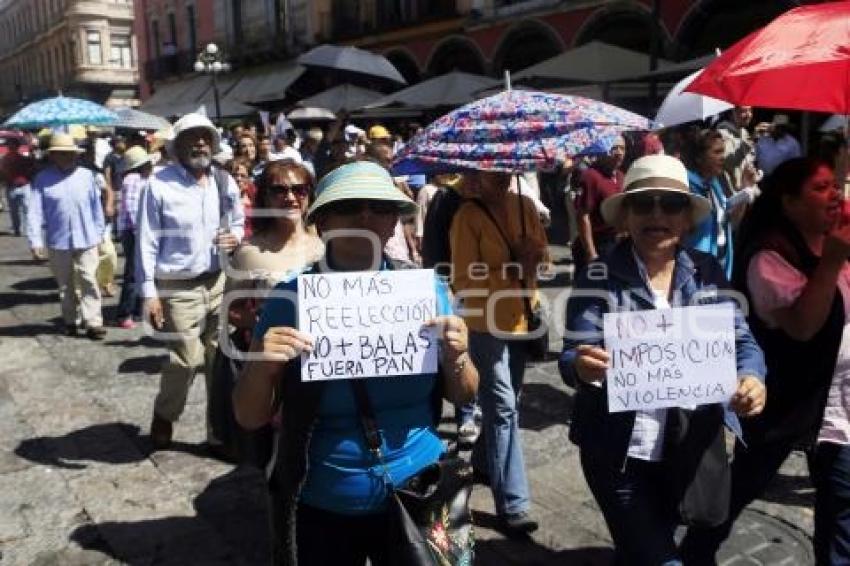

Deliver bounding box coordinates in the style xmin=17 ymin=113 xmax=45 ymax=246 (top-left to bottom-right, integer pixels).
xmin=14 ymin=422 xmax=217 ymax=469
xmin=519 ymin=382 xmax=574 ymax=432
xmin=118 ymin=355 xmax=167 ymax=374
xmin=10 ymin=276 xmax=57 ymax=291
xmin=70 ymin=467 xmax=271 ymax=565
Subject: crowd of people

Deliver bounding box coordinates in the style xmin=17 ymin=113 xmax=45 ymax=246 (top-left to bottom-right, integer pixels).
xmin=3 ymin=101 xmax=850 ymax=565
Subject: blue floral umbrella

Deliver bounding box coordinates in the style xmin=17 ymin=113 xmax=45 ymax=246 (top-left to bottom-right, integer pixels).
xmin=391 ymin=90 xmax=653 ymax=174
xmin=4 ymin=96 xmax=118 ymax=129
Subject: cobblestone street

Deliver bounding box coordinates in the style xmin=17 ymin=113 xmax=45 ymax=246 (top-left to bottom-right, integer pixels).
xmin=0 ymin=217 xmax=816 ymax=565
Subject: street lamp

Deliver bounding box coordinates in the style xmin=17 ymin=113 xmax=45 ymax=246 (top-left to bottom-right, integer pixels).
xmin=194 ymin=42 xmax=231 ymax=124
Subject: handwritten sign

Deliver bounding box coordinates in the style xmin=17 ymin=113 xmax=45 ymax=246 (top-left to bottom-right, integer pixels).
xmin=603 ymin=303 xmax=737 ymax=412
xmin=297 ymin=269 xmax=439 ymax=381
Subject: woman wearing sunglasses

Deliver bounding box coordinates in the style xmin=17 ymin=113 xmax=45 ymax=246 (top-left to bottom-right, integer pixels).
xmin=560 ymin=155 xmax=766 ymax=565
xmin=234 ymin=161 xmax=478 ymax=565
xmin=682 ymin=158 xmax=850 ymax=565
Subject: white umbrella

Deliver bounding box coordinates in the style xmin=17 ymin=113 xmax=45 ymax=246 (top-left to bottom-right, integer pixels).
xmin=820 ymin=114 xmax=849 ymax=132
xmin=287 ymin=107 xmax=336 ymax=121
xmin=298 ymin=44 xmax=407 ymax=85
xmin=655 ymin=69 xmax=733 ymax=128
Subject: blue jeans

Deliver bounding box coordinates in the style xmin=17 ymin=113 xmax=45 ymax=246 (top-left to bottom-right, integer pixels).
xmin=581 ymin=450 xmax=683 ymax=566
xmin=8 ymin=186 xmax=27 ymax=236
xmin=116 ymin=231 xmax=140 ymax=320
xmin=469 ymin=331 xmax=530 ymax=515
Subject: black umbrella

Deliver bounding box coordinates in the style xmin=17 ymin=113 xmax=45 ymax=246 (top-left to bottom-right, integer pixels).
xmin=297 ymin=44 xmax=407 ymax=86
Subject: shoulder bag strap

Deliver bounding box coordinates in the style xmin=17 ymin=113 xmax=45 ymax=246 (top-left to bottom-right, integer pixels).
xmin=469 ymin=199 xmax=536 ymax=321
xmin=349 ymin=380 xmax=386 ymax=460
xmin=212 ymin=165 xmax=230 ymax=230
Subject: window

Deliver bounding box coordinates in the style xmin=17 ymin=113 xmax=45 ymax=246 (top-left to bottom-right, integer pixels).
xmin=151 ymin=20 xmax=160 ymax=58
xmin=187 ymin=5 xmax=197 ymax=55
xmin=110 ymin=34 xmax=132 ymax=68
xmin=168 ymin=12 xmax=177 ymax=49
xmin=86 ymin=30 xmax=102 ymax=64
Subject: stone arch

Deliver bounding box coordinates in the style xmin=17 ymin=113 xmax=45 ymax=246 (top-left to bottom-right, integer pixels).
xmin=385 ymin=48 xmax=421 ymax=85
xmin=574 ymin=2 xmax=671 ymax=55
xmin=425 ymin=36 xmax=487 ymax=77
xmin=676 ymin=0 xmax=801 ymax=59
xmin=492 ymin=19 xmax=564 ymax=76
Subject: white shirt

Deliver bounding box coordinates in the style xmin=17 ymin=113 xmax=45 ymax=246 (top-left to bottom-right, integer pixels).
xmin=626 ymin=288 xmax=671 ymax=462
xmin=136 ymin=164 xmax=244 ymax=298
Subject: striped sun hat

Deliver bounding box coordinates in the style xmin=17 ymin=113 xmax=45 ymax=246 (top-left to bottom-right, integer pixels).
xmin=306 ymin=161 xmax=418 ymax=223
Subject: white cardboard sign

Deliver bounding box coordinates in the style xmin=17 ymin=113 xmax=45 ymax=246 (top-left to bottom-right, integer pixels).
xmin=297 ymin=269 xmax=439 ymax=381
xmin=603 ymin=303 xmax=737 ymax=412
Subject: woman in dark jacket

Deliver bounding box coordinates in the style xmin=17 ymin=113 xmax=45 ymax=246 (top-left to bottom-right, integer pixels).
xmin=682 ymin=158 xmax=850 ymax=565
xmin=561 ymin=155 xmax=767 ymax=565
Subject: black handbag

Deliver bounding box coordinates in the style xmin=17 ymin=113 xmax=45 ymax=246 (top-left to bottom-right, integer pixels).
xmin=470 ymin=200 xmax=550 ymax=361
xmin=663 ymin=406 xmax=731 ymax=527
xmin=349 ymin=380 xmax=475 ymax=566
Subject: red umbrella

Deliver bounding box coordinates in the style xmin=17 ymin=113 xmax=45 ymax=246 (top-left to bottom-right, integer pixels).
xmin=686 ymin=2 xmax=850 ymax=114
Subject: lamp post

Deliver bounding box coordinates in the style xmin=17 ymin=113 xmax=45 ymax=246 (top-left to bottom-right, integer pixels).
xmin=194 ymin=43 xmax=231 ymax=124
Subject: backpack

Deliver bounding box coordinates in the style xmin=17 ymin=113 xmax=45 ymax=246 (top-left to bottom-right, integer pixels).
xmin=421 ymin=188 xmax=463 ymax=276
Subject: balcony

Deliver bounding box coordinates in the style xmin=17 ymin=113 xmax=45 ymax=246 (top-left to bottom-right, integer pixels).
xmin=66 ymin=1 xmax=134 ymax=22
xmin=330 ymin=0 xmax=459 ymax=41
xmin=143 ymin=50 xmax=197 ymax=83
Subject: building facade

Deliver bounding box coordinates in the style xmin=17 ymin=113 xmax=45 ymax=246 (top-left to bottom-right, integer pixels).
xmin=137 ymin=0 xmax=315 ymax=102
xmin=317 ymin=0 xmax=821 ymax=84
xmin=0 ymin=0 xmax=139 ymax=115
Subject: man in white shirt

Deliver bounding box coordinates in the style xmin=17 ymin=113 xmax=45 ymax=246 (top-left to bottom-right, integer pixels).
xmin=136 ymin=113 xmax=244 ymax=452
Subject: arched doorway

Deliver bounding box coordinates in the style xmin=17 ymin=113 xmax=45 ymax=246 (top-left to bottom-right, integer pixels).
xmin=385 ymin=49 xmax=421 ymax=85
xmin=493 ymin=19 xmax=564 ymax=75
xmin=426 ymin=36 xmax=487 ymax=77
xmin=676 ymin=0 xmax=801 ymax=58
xmin=575 ymin=4 xmax=669 ymax=55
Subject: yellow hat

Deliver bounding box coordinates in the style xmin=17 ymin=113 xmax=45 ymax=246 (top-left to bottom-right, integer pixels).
xmin=368 ymin=125 xmax=391 ymax=140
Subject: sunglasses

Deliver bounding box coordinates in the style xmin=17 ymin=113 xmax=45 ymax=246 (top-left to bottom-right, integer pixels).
xmin=326 ymin=199 xmax=399 ymax=216
xmin=625 ymin=192 xmax=691 ymax=216
xmin=268 ymin=183 xmax=310 ymax=198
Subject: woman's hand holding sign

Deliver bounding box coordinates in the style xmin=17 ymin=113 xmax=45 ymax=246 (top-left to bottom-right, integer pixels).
xmin=260 ymin=326 xmax=314 ymax=363
xmin=574 ymin=345 xmax=610 ymax=385
xmin=730 ymin=376 xmax=766 ymax=417
xmin=425 ymin=316 xmax=479 ymax=405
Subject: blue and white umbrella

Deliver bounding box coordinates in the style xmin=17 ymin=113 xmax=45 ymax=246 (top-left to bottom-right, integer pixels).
xmin=4 ymin=96 xmax=118 ymax=129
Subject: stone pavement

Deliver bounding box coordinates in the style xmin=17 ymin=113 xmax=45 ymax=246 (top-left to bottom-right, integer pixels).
xmin=0 ymin=218 xmax=814 ymax=565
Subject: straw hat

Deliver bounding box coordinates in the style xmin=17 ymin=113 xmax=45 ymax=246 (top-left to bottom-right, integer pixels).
xmin=166 ymin=113 xmax=220 ymax=156
xmin=600 ymin=155 xmax=711 ymax=225
xmin=46 ymin=133 xmax=84 ymax=153
xmin=368 ymin=125 xmax=391 ymax=141
xmin=120 ymin=146 xmax=153 ymax=172
xmin=306 ymin=161 xmax=418 ymax=223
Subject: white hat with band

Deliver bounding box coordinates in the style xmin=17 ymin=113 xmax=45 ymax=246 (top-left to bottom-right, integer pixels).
xmin=600 ymin=154 xmax=711 ymax=225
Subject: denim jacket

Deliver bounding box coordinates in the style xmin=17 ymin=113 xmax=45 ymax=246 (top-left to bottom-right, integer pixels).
xmin=560 ymin=240 xmax=766 ymax=464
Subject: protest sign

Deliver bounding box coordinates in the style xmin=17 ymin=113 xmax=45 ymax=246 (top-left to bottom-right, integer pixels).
xmin=298 ymin=269 xmax=439 ymax=381
xmin=603 ymin=303 xmax=737 ymax=412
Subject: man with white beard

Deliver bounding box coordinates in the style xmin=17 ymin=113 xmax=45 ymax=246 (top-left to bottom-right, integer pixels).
xmin=136 ymin=113 xmax=245 ymax=454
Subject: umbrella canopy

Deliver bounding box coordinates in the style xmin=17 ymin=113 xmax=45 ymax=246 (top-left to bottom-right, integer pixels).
xmin=298 ymin=44 xmax=407 ymax=85
xmin=686 ymin=3 xmax=850 ymax=113
xmin=391 ymin=90 xmax=652 ymax=174
xmin=287 ymin=107 xmax=337 ymax=121
xmin=367 ymin=71 xmax=500 ymax=109
xmin=112 ymin=107 xmax=171 ymax=130
xmin=296 ymin=84 xmax=384 ymax=113
xmin=514 ymin=41 xmax=672 ymax=84
xmin=655 ymin=69 xmax=733 ymax=128
xmin=5 ymin=96 xmax=118 ymax=129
